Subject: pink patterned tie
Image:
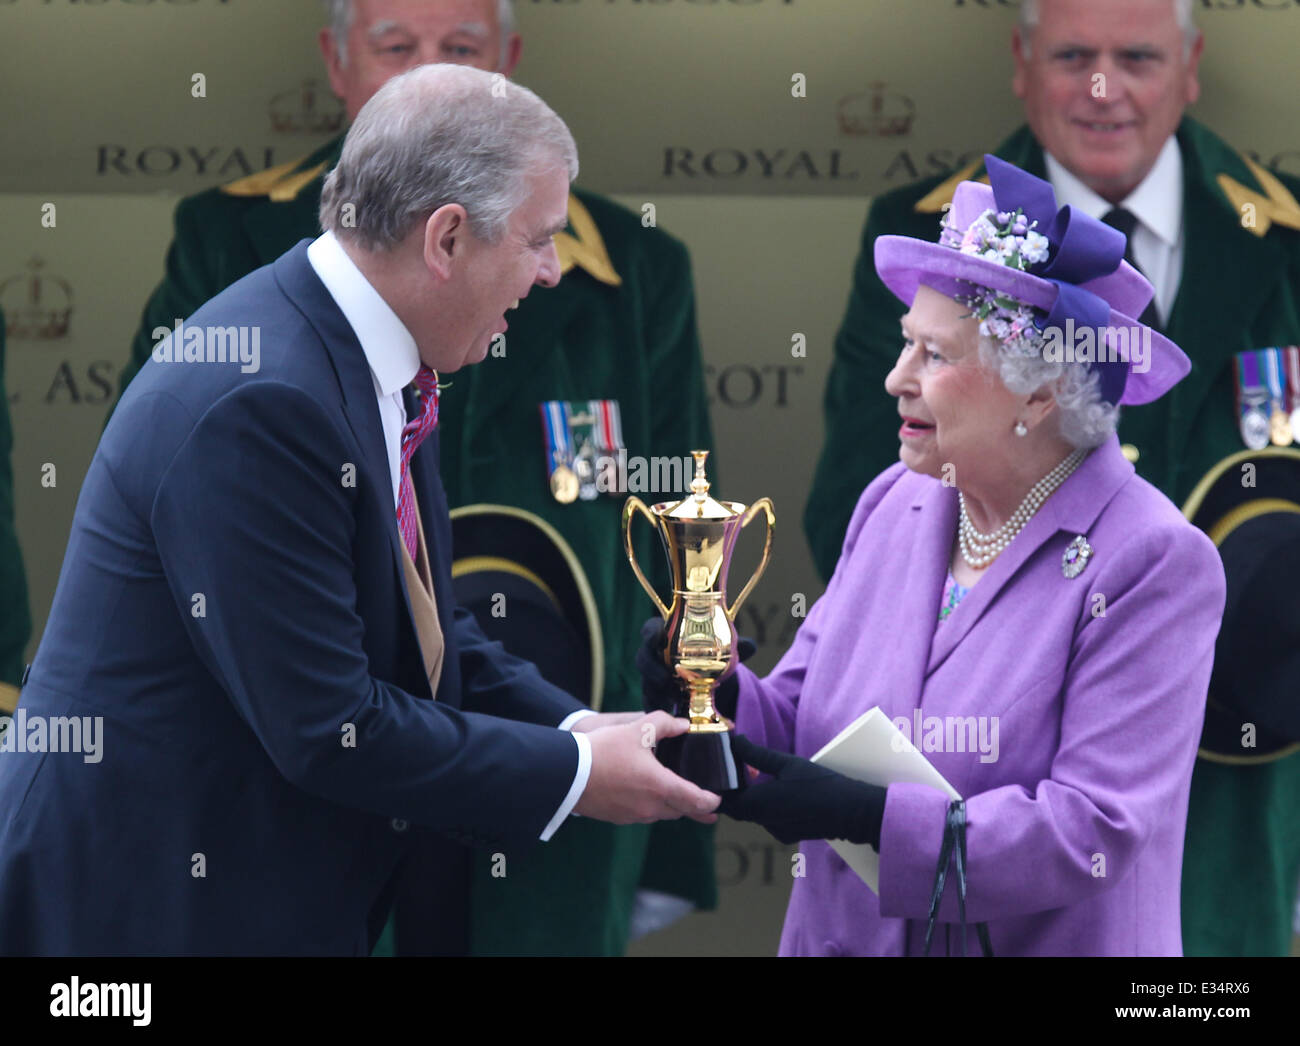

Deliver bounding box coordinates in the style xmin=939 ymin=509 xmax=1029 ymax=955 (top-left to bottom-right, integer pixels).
xmin=396 ymin=366 xmax=441 ymax=563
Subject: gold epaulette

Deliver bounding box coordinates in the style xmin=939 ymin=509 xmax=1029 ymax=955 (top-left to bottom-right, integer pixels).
xmin=554 ymin=194 xmax=622 ymax=286
xmin=1217 ymin=153 xmax=1300 ymax=238
xmin=219 ymin=154 xmax=331 ymax=203
xmin=914 ymin=160 xmax=990 ymax=214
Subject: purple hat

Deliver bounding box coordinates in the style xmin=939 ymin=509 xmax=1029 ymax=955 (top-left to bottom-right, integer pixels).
xmin=874 ymin=155 xmax=1189 ymax=406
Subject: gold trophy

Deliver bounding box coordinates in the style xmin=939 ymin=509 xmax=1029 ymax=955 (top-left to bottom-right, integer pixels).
xmin=622 ymin=450 xmax=775 ymax=791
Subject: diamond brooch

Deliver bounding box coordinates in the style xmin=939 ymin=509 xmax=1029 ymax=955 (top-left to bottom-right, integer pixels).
xmin=1062 ymin=535 xmax=1094 ymax=579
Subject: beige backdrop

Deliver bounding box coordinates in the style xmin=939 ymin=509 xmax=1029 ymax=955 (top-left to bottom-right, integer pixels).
xmin=3 ymin=0 xmax=1298 ymax=956
xmin=4 ymin=1 xmax=1299 ymax=195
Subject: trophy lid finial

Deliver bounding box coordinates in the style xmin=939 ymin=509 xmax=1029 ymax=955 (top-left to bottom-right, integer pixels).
xmin=690 ymin=450 xmax=710 ymax=503
xmin=665 ymin=449 xmax=736 ymax=520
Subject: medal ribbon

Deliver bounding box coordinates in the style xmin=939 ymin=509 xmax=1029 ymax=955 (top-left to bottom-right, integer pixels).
xmin=1284 ymin=346 xmax=1300 ymax=415
xmin=1261 ymin=347 xmax=1286 ymax=410
xmin=1235 ymin=350 xmax=1272 ymax=449
xmin=1236 ymin=350 xmax=1266 ymax=406
xmin=589 ymin=399 xmax=623 ymax=454
xmin=588 ymin=399 xmax=609 ymax=453
xmin=606 ymin=400 xmax=624 ymax=450
xmin=540 ymin=400 xmax=574 ymax=477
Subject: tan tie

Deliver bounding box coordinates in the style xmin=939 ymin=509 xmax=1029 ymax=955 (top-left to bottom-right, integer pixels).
xmin=399 ymin=485 xmax=444 ymax=696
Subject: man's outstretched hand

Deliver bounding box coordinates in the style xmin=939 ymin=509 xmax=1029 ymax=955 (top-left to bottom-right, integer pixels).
xmin=569 ymin=711 xmax=645 ymax=733
xmin=574 ymin=711 xmax=720 ymax=825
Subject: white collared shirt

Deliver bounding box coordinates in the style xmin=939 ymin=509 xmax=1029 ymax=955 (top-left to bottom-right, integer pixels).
xmin=306 ymin=230 xmax=592 ymax=841
xmin=1045 ymin=135 xmax=1184 ymax=325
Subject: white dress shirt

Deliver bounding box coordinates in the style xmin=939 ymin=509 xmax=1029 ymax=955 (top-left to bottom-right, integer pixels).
xmin=1045 ymin=135 xmax=1184 ymax=326
xmin=306 ymin=230 xmax=592 ymax=841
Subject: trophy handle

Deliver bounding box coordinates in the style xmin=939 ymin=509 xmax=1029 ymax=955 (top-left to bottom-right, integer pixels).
xmin=622 ymin=497 xmax=671 ymax=620
xmin=725 ymin=497 xmax=775 ymax=623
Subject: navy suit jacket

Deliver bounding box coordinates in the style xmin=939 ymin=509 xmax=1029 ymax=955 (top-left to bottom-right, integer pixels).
xmin=0 ymin=242 xmax=586 ymax=955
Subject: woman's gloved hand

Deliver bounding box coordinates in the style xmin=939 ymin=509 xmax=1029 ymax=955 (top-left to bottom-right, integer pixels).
xmin=635 ymin=617 xmax=756 ymax=719
xmin=719 ymin=735 xmax=886 ymax=848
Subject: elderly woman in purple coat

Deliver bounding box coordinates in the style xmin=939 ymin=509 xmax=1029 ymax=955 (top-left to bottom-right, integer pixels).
xmin=642 ymin=157 xmax=1226 ymax=956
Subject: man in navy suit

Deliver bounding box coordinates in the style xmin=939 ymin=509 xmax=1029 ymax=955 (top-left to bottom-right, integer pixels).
xmin=0 ymin=64 xmax=718 ymax=956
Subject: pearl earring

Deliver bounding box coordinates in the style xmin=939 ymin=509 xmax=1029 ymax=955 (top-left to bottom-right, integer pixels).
xmin=1014 ymin=421 xmax=1028 ymax=437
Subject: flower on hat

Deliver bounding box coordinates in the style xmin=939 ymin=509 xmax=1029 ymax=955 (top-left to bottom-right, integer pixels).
xmin=939 ymin=206 xmax=1051 ymax=359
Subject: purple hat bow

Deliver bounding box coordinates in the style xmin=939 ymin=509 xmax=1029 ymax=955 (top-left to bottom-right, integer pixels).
xmin=984 ymin=155 xmax=1133 ymax=404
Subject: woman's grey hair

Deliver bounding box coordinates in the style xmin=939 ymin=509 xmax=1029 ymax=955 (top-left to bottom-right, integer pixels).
xmin=1019 ymin=0 xmax=1198 ymax=60
xmin=977 ymin=334 xmax=1119 ymax=449
xmin=321 ymin=0 xmax=517 ymax=71
xmin=319 ymin=64 xmax=577 ymax=251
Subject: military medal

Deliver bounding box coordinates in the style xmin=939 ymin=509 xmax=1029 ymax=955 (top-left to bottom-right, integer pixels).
xmin=1062 ymin=535 xmax=1093 ymax=578
xmin=1271 ymin=409 xmax=1294 ymax=447
xmin=541 ymin=399 xmax=627 ymax=502
xmin=573 ymin=436 xmax=599 ymax=501
xmin=1242 ymin=402 xmax=1271 ymax=451
xmin=1261 ymin=347 xmax=1293 ymax=447
xmin=1234 ymin=351 xmax=1272 ymax=451
xmin=549 ymin=458 xmax=579 ymax=504
xmin=541 ymin=401 xmax=578 ymax=503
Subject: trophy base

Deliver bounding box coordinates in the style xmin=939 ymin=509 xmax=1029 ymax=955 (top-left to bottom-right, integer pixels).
xmin=656 ymin=729 xmax=745 ymax=793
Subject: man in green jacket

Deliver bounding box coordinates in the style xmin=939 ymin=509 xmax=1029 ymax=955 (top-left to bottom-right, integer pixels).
xmin=114 ymin=0 xmax=716 ymax=956
xmin=805 ymin=0 xmax=1300 ymax=956
xmin=0 ymin=307 xmax=32 ymax=715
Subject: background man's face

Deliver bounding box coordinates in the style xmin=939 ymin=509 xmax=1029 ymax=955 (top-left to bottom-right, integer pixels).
xmin=322 ymin=0 xmax=522 ymax=121
xmin=1012 ymin=0 xmax=1203 ymax=202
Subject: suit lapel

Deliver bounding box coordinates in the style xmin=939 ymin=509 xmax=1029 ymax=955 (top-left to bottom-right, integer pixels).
xmin=926 ymin=439 xmax=1134 ymax=675
xmin=272 ymin=243 xmax=420 ymax=644
xmin=878 ymin=480 xmax=958 ymax=704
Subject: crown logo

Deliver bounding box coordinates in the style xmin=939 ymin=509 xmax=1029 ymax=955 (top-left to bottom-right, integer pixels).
xmin=1 ymin=257 xmax=73 ymax=341
xmin=269 ymin=80 xmax=345 ymax=135
xmin=837 ymin=82 xmax=916 ymax=138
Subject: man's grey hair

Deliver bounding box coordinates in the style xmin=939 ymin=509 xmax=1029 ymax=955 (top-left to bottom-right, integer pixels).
xmin=978 ymin=334 xmax=1119 ymax=449
xmin=319 ymin=64 xmax=577 ymax=251
xmin=1019 ymin=0 xmax=1198 ymax=61
xmin=321 ymin=0 xmax=516 ymax=71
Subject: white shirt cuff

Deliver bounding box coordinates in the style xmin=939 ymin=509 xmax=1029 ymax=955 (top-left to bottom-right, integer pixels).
xmin=539 ymin=731 xmax=591 ymax=841
xmin=558 ymin=709 xmax=597 ymax=732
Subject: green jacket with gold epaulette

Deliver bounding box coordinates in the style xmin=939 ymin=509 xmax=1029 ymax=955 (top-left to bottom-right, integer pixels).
xmin=804 ymin=117 xmax=1300 ymax=958
xmin=0 ymin=307 xmax=32 ymax=710
xmin=116 ymin=136 xmax=718 ymax=956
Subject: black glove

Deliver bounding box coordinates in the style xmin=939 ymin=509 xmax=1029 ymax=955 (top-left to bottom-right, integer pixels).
xmin=719 ymin=735 xmax=886 ymax=848
xmin=636 ymin=617 xmax=756 ymax=719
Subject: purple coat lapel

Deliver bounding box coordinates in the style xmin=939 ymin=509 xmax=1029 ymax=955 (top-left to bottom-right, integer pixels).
xmin=926 ymin=437 xmax=1135 ymax=674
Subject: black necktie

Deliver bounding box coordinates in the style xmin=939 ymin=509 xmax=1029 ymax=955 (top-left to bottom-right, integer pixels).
xmin=1101 ymin=207 xmax=1162 ymax=330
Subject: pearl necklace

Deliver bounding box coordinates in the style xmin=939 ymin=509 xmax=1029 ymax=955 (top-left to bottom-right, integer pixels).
xmin=958 ymin=448 xmax=1087 ymax=569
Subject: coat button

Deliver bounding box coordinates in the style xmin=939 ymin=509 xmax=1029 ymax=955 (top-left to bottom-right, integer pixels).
xmin=1121 ymin=443 xmax=1140 ymax=464
xmin=391 ymin=818 xmax=409 ymax=833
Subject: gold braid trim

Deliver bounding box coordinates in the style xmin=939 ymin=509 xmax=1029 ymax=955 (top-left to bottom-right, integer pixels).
xmin=554 ymin=195 xmax=622 ymax=286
